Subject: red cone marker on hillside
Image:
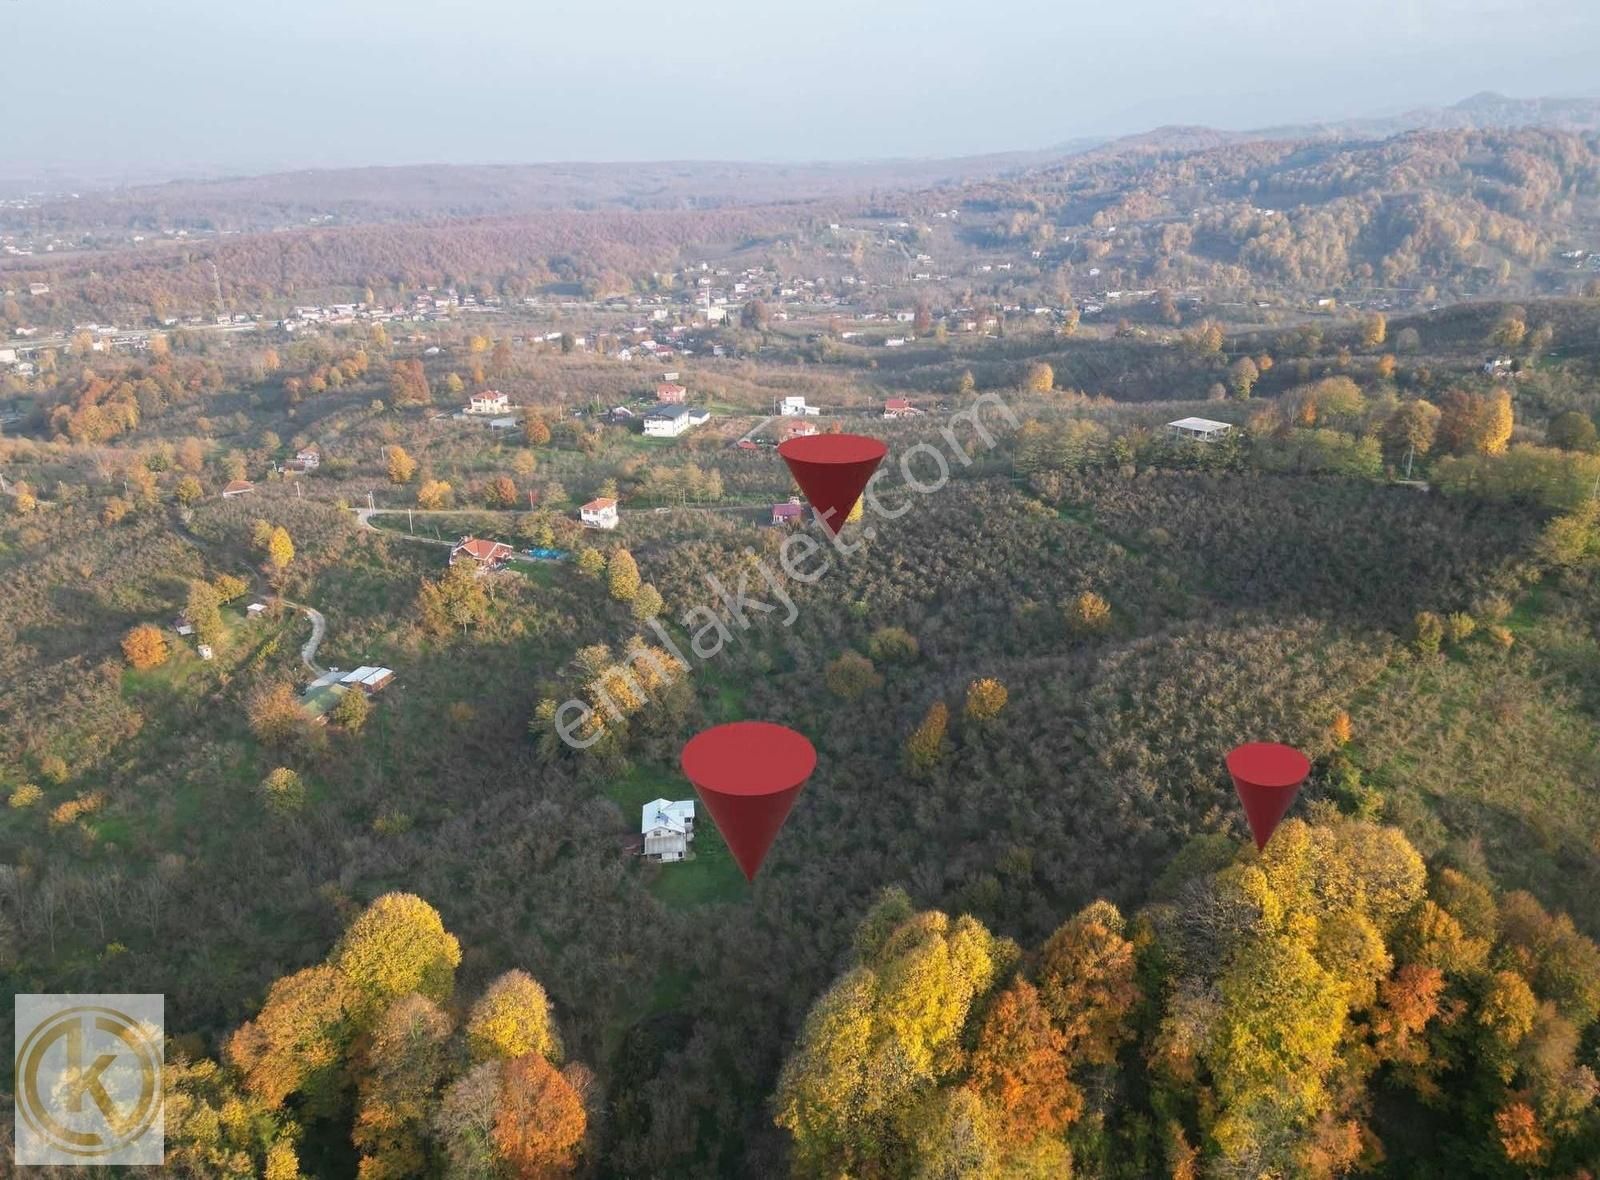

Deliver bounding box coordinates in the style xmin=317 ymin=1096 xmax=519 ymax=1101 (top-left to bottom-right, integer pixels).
xmin=778 ymin=434 xmax=887 ymax=535
xmin=1226 ymin=742 xmax=1311 ymax=851
xmin=679 ymin=722 xmax=817 ymax=881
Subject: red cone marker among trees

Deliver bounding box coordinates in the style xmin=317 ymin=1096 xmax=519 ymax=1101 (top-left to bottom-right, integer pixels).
xmin=680 ymin=722 xmax=817 ymax=881
xmin=1226 ymin=742 xmax=1311 ymax=851
xmin=778 ymin=434 xmax=888 ymax=535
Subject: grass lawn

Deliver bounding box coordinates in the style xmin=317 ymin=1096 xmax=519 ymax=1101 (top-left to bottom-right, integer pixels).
xmin=607 ymin=763 xmax=749 ymax=906
xmin=508 ymin=558 xmax=567 ymax=586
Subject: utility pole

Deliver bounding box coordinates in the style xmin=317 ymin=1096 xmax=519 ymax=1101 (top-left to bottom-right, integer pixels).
xmin=408 ymin=508 xmax=414 ymax=533
xmin=367 ymin=490 xmax=376 ymax=512
xmin=1404 ymin=443 xmax=1415 ymax=481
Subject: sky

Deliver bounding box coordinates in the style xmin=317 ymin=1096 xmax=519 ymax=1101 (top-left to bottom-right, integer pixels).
xmin=5 ymin=0 xmax=1600 ymax=181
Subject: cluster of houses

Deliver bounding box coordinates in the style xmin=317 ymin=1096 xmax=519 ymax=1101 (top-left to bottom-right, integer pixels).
xmin=604 ymin=373 xmax=712 ymax=437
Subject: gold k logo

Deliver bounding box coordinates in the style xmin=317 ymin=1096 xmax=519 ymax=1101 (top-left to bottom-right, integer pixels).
xmin=16 ymin=1005 xmax=162 ymax=1158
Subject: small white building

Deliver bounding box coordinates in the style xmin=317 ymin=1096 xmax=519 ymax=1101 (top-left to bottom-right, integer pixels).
xmin=247 ymin=602 xmax=268 ymax=618
xmin=467 ymin=390 xmax=510 ymax=415
xmin=779 ymin=395 xmax=819 ymax=416
xmin=641 ymin=798 xmax=696 ymax=862
xmin=1167 ymin=417 xmax=1233 ymax=443
xmin=580 ymin=497 xmax=619 ymax=529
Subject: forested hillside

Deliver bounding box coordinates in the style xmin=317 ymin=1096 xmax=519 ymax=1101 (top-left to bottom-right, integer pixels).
xmin=5 ymin=97 xmax=1600 ymax=1180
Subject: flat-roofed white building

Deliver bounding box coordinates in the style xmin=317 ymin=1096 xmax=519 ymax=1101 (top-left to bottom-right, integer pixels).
xmin=1167 ymin=416 xmax=1233 ymax=442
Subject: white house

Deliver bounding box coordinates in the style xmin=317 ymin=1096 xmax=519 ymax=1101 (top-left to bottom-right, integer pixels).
xmin=467 ymin=390 xmax=510 ymax=415
xmin=643 ymin=404 xmax=708 ymax=437
xmin=580 ymin=497 xmax=619 ymax=529
xmin=779 ymin=395 xmax=819 ymax=416
xmin=1167 ymin=417 xmax=1233 ymax=443
xmin=641 ymin=798 xmax=696 ymax=862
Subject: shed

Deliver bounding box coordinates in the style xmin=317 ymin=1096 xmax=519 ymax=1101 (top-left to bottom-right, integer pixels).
xmin=1167 ymin=417 xmax=1233 ymax=442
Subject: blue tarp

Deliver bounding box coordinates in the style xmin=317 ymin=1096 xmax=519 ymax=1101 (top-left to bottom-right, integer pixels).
xmin=523 ymin=547 xmax=571 ymax=561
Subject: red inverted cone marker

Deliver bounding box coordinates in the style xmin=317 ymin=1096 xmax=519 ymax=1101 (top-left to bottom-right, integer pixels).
xmin=680 ymin=722 xmax=817 ymax=881
xmin=1226 ymin=742 xmax=1311 ymax=851
xmin=778 ymin=434 xmax=888 ymax=535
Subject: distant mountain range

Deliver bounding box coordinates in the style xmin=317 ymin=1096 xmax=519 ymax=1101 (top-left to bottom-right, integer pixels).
xmin=4 ymin=93 xmax=1598 ymax=231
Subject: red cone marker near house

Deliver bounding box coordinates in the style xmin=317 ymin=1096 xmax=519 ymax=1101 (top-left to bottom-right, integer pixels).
xmin=1226 ymin=742 xmax=1311 ymax=851
xmin=778 ymin=434 xmax=888 ymax=535
xmin=680 ymin=722 xmax=817 ymax=881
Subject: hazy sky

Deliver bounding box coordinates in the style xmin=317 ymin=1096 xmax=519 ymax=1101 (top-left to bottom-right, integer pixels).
xmin=6 ymin=0 xmax=1600 ymax=180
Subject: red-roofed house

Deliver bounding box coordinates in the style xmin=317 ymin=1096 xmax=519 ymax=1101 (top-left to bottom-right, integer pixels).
xmin=883 ymin=397 xmax=920 ymax=420
xmin=449 ymin=536 xmax=514 ymax=572
xmin=580 ymin=497 xmax=619 ymax=529
xmin=771 ymin=498 xmax=805 ymax=526
xmin=222 ymin=479 xmax=255 ymax=497
xmin=656 ymin=382 xmax=688 ymax=404
xmin=779 ymin=417 xmax=819 ymax=441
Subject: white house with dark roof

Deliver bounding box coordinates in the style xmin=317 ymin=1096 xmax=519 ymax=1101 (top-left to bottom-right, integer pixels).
xmin=641 ymin=798 xmax=696 ymax=862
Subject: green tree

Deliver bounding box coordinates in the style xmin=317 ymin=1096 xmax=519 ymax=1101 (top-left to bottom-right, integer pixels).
xmin=417 ymin=562 xmax=491 ymax=635
xmin=1413 ymin=610 xmax=1444 ymax=657
xmin=1227 ymin=356 xmax=1260 ymax=399
xmin=825 ymin=650 xmax=882 ymax=700
xmin=631 ymin=582 xmax=664 ymax=621
xmin=332 ymin=687 xmax=371 ymax=732
xmin=174 ymin=475 xmax=204 ymax=505
xmin=187 ymin=580 xmax=225 ymax=647
xmin=259 ymin=767 xmax=306 ymax=814
xmin=1546 ymin=410 xmax=1598 ymax=453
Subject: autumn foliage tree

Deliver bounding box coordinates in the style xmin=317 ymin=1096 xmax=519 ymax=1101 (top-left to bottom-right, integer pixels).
xmin=493 ymin=1054 xmax=588 ymax=1177
xmin=964 ymin=677 xmax=1008 ymax=723
xmin=385 ymin=445 xmax=417 ymax=484
xmin=122 ymin=623 xmax=169 ymax=669
xmin=467 ymin=969 xmax=562 ymax=1063
xmin=904 ymin=700 xmax=948 ymax=775
xmin=607 ymin=548 xmax=641 ymax=602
